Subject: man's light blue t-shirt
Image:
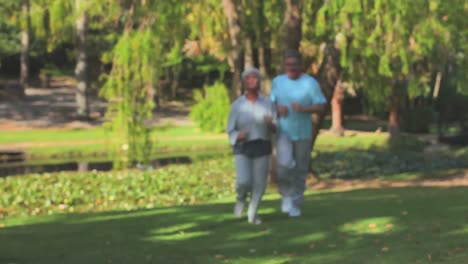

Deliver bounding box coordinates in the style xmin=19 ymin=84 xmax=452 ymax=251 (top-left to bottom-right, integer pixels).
xmin=270 ymin=74 xmax=326 ymax=140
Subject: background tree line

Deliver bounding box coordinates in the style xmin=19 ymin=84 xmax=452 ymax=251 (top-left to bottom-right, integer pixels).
xmin=1 ymin=0 xmax=467 ymax=164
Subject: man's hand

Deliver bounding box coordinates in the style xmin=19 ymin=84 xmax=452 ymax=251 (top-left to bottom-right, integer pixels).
xmin=237 ymin=130 xmax=248 ymax=141
xmin=291 ymin=102 xmax=303 ymax=113
xmin=277 ymin=105 xmax=289 ymax=117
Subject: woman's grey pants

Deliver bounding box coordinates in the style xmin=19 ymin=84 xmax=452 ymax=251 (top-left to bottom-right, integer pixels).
xmin=277 ymin=139 xmax=311 ymax=208
xmin=235 ymin=154 xmax=271 ymax=219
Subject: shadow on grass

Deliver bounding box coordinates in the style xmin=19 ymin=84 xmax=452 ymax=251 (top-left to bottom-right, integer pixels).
xmin=312 ymin=147 xmax=468 ymax=180
xmin=1 ymin=187 xmax=468 ymax=264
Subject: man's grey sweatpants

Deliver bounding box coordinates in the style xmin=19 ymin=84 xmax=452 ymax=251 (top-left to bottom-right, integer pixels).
xmin=277 ymin=139 xmax=311 ymax=208
xmin=235 ymin=154 xmax=271 ymax=220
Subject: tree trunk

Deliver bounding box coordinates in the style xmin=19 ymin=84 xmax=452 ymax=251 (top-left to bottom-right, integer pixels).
xmin=330 ymin=80 xmax=345 ymax=136
xmin=222 ymin=0 xmax=243 ymax=98
xmin=244 ymin=35 xmax=254 ymax=69
xmin=20 ymin=0 xmax=30 ymax=95
xmin=309 ymin=45 xmax=342 ymax=177
xmin=75 ymin=0 xmax=89 ymax=119
xmin=310 ymin=45 xmax=341 ymax=150
xmin=170 ymin=65 xmax=181 ymax=100
xmin=256 ymin=0 xmax=271 ymax=93
xmin=389 ymin=82 xmax=401 ymax=139
xmin=284 ymin=0 xmax=303 ymax=50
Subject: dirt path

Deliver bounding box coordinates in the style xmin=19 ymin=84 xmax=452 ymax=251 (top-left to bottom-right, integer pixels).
xmin=308 ymin=170 xmax=468 ymax=190
xmin=0 ymin=77 xmax=193 ymax=130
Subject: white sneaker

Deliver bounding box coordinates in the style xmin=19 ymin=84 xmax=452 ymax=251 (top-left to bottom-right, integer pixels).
xmin=248 ymin=216 xmax=262 ymax=225
xmin=234 ymin=201 xmax=245 ymax=218
xmin=289 ymin=207 xmax=301 ymax=218
xmin=281 ymin=197 xmax=292 ymax=213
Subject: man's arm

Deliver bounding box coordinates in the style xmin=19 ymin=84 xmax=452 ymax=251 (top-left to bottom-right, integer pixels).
xmin=291 ymin=77 xmax=327 ymax=114
xmin=292 ymin=103 xmax=326 ymax=114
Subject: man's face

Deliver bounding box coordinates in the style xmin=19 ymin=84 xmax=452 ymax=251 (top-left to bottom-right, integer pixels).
xmin=285 ymin=56 xmax=301 ymax=79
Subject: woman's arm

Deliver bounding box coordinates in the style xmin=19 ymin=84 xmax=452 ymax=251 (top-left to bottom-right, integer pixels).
xmin=227 ymin=102 xmax=247 ymax=145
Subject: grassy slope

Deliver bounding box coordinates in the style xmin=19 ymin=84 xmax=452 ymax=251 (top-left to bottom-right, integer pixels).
xmin=1 ymin=187 xmax=467 ymax=264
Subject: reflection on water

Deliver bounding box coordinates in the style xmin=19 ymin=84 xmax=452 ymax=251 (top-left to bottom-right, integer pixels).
xmin=0 ymin=156 xmax=192 ymax=177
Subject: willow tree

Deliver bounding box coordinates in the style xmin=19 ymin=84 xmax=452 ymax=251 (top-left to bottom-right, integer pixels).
xmin=101 ymin=0 xmax=185 ymax=168
xmin=301 ymin=0 xmax=348 ymax=151
xmin=346 ymin=0 xmax=444 ymax=139
xmin=305 ymin=0 xmax=356 ymax=137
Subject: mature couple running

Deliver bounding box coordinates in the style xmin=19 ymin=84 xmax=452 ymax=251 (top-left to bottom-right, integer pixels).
xmin=227 ymin=50 xmax=326 ymax=224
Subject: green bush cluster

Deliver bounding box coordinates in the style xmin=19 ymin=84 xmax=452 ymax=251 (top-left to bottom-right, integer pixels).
xmin=0 ymin=158 xmax=235 ymax=218
xmin=190 ymin=81 xmax=231 ymax=133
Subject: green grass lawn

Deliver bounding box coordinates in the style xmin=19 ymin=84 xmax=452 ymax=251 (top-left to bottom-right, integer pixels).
xmin=0 ymin=124 xmax=228 ymax=160
xmin=0 ymin=123 xmax=395 ymax=161
xmin=0 ymin=124 xmax=218 ymax=144
xmin=1 ymin=187 xmax=467 ymax=264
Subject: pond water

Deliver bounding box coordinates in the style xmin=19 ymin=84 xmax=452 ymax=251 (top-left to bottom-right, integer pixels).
xmin=0 ymin=150 xmax=231 ymax=177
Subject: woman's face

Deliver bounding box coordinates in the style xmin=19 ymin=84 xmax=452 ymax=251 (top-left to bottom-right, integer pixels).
xmin=244 ymin=73 xmax=259 ymax=92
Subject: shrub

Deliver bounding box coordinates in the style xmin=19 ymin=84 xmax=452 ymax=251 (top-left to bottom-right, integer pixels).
xmin=190 ymin=81 xmax=231 ymax=133
xmin=401 ymin=107 xmax=433 ymax=133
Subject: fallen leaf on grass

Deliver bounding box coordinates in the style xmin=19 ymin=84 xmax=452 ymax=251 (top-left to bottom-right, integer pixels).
xmin=427 ymin=254 xmax=432 ymax=262
xmin=368 ymin=223 xmax=377 ymax=229
xmin=0 ymin=223 xmax=4 ymax=228
xmin=381 ymin=247 xmax=390 ymax=252
xmin=448 ymin=247 xmax=465 ymax=255
xmin=309 ymin=243 xmax=316 ymax=249
xmin=386 ymin=224 xmax=394 ymax=229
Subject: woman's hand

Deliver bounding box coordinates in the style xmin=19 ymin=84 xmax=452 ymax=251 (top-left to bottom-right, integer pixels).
xmin=263 ymin=115 xmax=273 ymax=125
xmin=264 ymin=115 xmax=277 ymax=132
xmin=237 ymin=130 xmax=248 ymax=141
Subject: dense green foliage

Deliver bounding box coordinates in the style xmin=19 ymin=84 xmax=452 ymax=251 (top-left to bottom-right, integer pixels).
xmin=0 ymin=158 xmax=234 ymax=218
xmin=190 ymin=82 xmax=231 ymax=133
xmin=0 ymin=21 xmax=19 ymax=59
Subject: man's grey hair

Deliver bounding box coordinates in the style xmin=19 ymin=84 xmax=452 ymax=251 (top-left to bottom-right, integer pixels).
xmin=284 ymin=49 xmax=302 ymax=63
